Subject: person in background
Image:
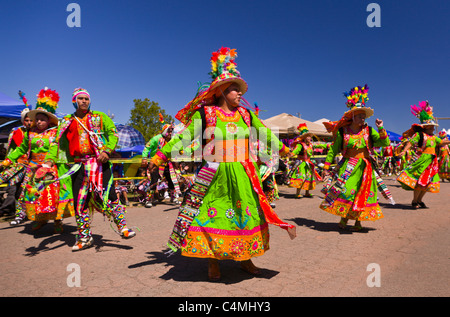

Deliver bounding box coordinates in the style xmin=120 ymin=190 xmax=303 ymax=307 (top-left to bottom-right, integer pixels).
xmin=321 ymin=85 xmax=392 ymax=231
xmin=44 ymin=87 xmax=135 ymax=251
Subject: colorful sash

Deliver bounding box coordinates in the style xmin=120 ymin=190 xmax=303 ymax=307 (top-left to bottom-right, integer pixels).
xmin=418 ymin=156 xmax=439 ymax=187
xmin=322 ymin=157 xmax=358 ymax=208
xmin=241 ymin=160 xmax=296 ymax=239
xmin=374 ymin=170 xmax=395 ymax=204
xmin=166 ymin=163 xmax=218 ymax=254
xmin=0 ymin=163 xmax=27 ymax=186
xmin=352 ymin=158 xmax=373 ymax=212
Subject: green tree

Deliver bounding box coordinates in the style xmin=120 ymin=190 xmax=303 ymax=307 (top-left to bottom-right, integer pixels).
xmin=127 ymin=98 xmax=173 ymax=142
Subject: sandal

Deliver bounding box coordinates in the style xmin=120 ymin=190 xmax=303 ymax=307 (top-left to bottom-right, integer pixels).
xmin=303 ymin=193 xmax=313 ymax=198
xmin=208 ymin=259 xmax=221 ymax=282
xmin=411 ymin=201 xmax=420 ymax=209
xmin=296 ymin=194 xmax=302 ymax=198
xmin=240 ymin=260 xmax=262 ymax=276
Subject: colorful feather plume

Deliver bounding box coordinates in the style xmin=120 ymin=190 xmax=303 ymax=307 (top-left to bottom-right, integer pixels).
xmin=209 ymin=47 xmax=239 ymax=80
xmin=159 ymin=112 xmax=164 ymax=123
xmin=343 ymin=84 xmax=369 ymax=108
xmin=297 ymin=123 xmax=308 ymax=134
xmin=36 ymin=87 xmax=59 ymax=113
xmin=254 ymin=102 xmax=260 ymax=117
xmin=18 ymin=90 xmax=29 ymax=108
xmin=410 ymin=100 xmax=436 ymax=124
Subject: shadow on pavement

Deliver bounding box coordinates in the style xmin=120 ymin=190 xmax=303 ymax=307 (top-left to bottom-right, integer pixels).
xmin=129 ymin=251 xmax=279 ymax=284
xmin=20 ymin=223 xmax=133 ymax=256
xmin=289 ymin=217 xmax=376 ymax=234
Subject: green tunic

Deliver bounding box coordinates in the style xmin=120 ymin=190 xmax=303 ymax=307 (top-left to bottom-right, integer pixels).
xmin=156 ymin=107 xmax=288 ymax=260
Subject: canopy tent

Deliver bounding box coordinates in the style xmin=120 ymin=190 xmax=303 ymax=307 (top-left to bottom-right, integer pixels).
xmin=386 ymin=130 xmax=402 ymax=142
xmin=262 ymin=113 xmax=332 ymax=140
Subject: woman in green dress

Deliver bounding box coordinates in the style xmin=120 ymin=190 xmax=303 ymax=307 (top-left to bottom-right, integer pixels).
xmin=397 ymin=101 xmax=450 ymax=208
xmin=1 ymin=88 xmax=74 ymax=232
xmin=288 ymin=123 xmax=327 ymax=198
xmin=148 ymin=47 xmax=295 ymax=281
xmin=321 ymin=85 xmax=392 ymax=231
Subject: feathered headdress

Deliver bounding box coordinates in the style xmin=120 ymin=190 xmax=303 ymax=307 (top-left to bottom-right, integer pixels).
xmin=323 ymin=84 xmax=374 ymax=136
xmin=36 ymin=87 xmax=59 ymax=114
xmin=175 ymin=47 xmax=248 ymax=124
xmin=344 ymin=84 xmax=369 ymax=108
xmin=297 ymin=123 xmax=313 ymax=139
xmin=209 ymin=47 xmax=240 ymax=80
xmin=27 ymin=87 xmax=60 ymax=126
xmin=410 ymin=101 xmax=437 ymax=126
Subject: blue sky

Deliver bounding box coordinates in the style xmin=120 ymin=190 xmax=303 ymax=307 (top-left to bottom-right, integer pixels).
xmin=1 ymin=0 xmax=449 ymax=134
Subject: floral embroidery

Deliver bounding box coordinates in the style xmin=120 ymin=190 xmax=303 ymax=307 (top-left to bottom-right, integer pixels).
xmin=226 ymin=122 xmax=238 ymax=134
xmin=207 ymin=207 xmax=217 ymax=218
xmin=225 ymin=208 xmax=235 ymax=219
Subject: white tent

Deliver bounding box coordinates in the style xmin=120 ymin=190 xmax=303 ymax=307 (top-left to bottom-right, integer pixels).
xmin=262 ymin=113 xmax=331 ymax=139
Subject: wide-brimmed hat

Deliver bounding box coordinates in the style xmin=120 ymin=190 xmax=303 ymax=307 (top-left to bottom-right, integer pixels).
xmin=410 ymin=101 xmax=438 ymax=127
xmin=342 ymin=84 xmax=374 ymax=119
xmin=175 ymin=47 xmax=248 ymax=124
xmin=27 ymin=87 xmax=59 ymax=127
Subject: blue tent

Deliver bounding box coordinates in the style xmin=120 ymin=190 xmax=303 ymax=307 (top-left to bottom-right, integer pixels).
xmin=386 ymin=130 xmax=402 ymax=142
xmin=0 ymin=91 xmax=24 ymax=118
xmin=0 ymin=91 xmax=26 ymax=137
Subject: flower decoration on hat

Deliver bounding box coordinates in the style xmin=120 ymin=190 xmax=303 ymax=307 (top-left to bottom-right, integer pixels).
xmin=36 ymin=87 xmax=59 ymax=114
xmin=175 ymin=47 xmax=248 ymax=124
xmin=209 ymin=47 xmax=239 ymax=80
xmin=297 ymin=123 xmax=309 ymax=135
xmin=344 ymin=84 xmax=369 ymax=109
xmin=410 ymin=101 xmax=437 ymax=125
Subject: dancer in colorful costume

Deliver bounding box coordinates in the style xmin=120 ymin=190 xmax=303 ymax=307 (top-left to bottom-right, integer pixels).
xmin=287 ymin=123 xmax=325 ymax=198
xmin=148 ymin=47 xmax=296 ymax=281
xmin=437 ymin=131 xmax=449 ymax=181
xmin=381 ymin=144 xmax=395 ymax=176
xmin=2 ymin=88 xmax=74 ymax=232
xmin=321 ymin=85 xmax=393 ymax=231
xmin=0 ymin=107 xmax=32 ymax=221
xmin=44 ymin=88 xmax=135 ymax=251
xmin=141 ymin=123 xmax=181 ymax=207
xmin=397 ymin=101 xmax=450 ymax=208
xmin=394 ymin=132 xmax=413 ymax=171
